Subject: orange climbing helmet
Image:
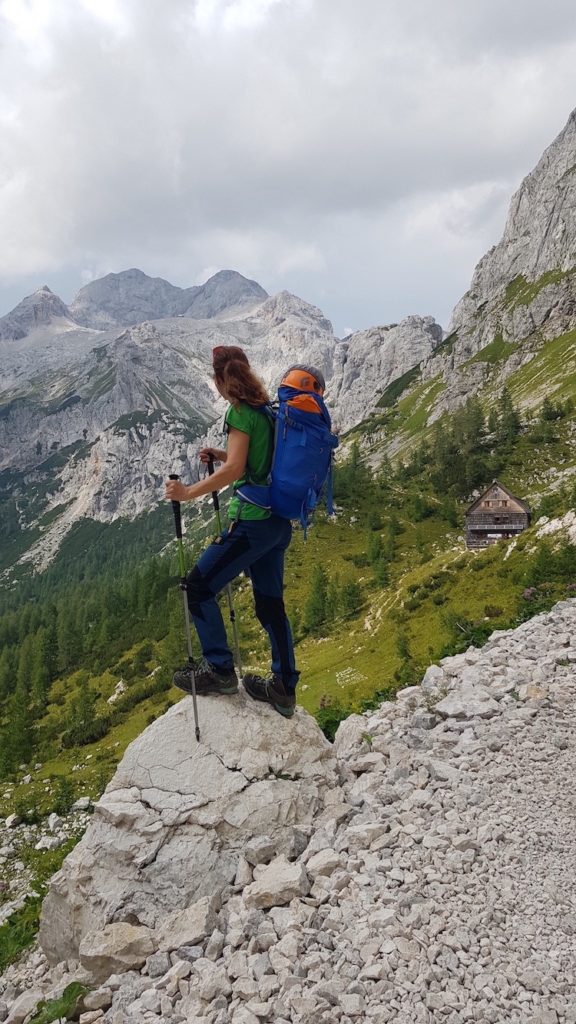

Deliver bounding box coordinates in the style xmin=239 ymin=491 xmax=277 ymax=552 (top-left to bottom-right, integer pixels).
xmin=280 ymin=364 xmax=325 ymax=396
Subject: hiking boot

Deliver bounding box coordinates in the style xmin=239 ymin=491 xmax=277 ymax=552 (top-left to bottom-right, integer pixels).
xmin=243 ymin=673 xmax=296 ymax=718
xmin=172 ymin=657 xmax=239 ymax=696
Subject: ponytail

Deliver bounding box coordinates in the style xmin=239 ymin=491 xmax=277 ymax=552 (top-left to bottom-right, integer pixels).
xmin=212 ymin=345 xmax=269 ymax=407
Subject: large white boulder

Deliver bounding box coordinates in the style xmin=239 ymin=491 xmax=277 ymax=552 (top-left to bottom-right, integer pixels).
xmin=39 ymin=689 xmax=337 ymax=963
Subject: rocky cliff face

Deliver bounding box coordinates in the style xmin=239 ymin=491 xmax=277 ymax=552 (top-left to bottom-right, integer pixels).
xmin=449 ymin=109 xmax=576 ymax=351
xmin=332 ymin=316 xmax=443 ymax=431
xmin=404 ymin=109 xmax=576 ymax=430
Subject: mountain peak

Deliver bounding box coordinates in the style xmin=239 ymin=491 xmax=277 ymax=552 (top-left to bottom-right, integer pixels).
xmin=0 ymin=286 xmax=71 ymax=341
xmin=69 ymin=268 xmax=268 ymax=328
xmin=449 ymin=107 xmax=576 ymax=343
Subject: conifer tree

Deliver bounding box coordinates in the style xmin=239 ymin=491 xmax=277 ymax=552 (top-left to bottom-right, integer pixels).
xmin=1 ymin=681 xmax=35 ymax=773
xmin=0 ymin=646 xmax=13 ymax=700
xmin=498 ymin=388 xmax=521 ymax=443
xmin=42 ymin=613 xmax=59 ymax=681
xmin=57 ymin=609 xmax=82 ymax=673
xmin=373 ymin=557 xmax=390 ymax=587
xmin=16 ymin=634 xmax=34 ymax=694
xmin=64 ymin=674 xmax=99 ymax=746
xmin=31 ymin=627 xmax=50 ymax=709
xmin=340 ymin=580 xmax=362 ymax=617
xmin=326 ymin=576 xmax=341 ymax=621
xmin=367 ymin=533 xmax=383 ymax=565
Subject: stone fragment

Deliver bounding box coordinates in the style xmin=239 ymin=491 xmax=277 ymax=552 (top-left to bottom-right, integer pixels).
xmin=82 ymin=988 xmax=113 ymax=1011
xmin=306 ymin=849 xmax=340 ymax=877
xmin=79 ymin=923 xmax=156 ymax=983
xmin=72 ymin=798 xmax=92 ymax=811
xmin=35 ymin=835 xmax=63 ymax=852
xmin=243 ymin=855 xmax=310 ymax=908
xmin=235 ymin=857 xmax=253 ymax=887
xmin=245 ymin=836 xmax=277 ymax=865
xmin=517 ymin=683 xmax=548 ymax=701
xmin=435 ymin=686 xmax=500 ymax=720
xmin=157 ymin=896 xmax=218 ymax=951
xmin=5 ymin=990 xmax=44 ymax=1024
xmin=145 ymin=950 xmax=171 ymax=977
xmin=410 ymin=711 xmax=438 ymax=730
xmin=5 ymin=814 xmax=21 ymax=829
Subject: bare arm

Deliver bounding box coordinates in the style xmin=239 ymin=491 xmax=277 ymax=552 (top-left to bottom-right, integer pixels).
xmin=165 ymin=428 xmax=249 ymax=502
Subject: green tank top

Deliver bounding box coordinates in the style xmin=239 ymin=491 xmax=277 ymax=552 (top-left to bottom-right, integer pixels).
xmin=225 ymin=402 xmax=273 ymax=521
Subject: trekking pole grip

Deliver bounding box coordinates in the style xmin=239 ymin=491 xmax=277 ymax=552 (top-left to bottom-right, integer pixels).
xmin=168 ymin=474 xmax=183 ymax=539
xmin=207 ymin=456 xmax=220 ymax=511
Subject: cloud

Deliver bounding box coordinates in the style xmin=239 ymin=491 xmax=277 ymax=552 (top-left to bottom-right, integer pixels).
xmin=0 ymin=0 xmax=575 ymax=333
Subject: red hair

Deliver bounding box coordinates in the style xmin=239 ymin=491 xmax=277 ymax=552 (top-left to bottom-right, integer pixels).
xmin=212 ymin=345 xmax=269 ymax=407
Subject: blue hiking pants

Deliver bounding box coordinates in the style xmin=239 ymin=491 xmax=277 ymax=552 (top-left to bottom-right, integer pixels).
xmin=186 ymin=515 xmax=299 ymax=693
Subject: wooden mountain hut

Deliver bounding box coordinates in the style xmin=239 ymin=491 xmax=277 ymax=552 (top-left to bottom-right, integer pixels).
xmin=465 ymin=481 xmax=531 ymax=550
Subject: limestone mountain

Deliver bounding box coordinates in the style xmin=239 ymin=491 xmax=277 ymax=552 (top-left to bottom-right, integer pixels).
xmin=0 ymin=286 xmax=77 ymax=342
xmin=69 ymin=268 xmax=268 ymax=329
xmin=0 ymin=271 xmax=442 ymax=573
xmin=449 ymin=108 xmax=576 ymax=352
xmin=353 ymin=107 xmax=576 ymax=463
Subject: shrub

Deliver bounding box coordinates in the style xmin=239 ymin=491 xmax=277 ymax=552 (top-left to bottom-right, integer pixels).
xmin=315 ymin=696 xmax=348 ymax=741
xmin=52 ymin=776 xmax=76 ymax=815
xmin=484 ymin=604 xmax=504 ymax=618
xmin=12 ymin=792 xmax=42 ymax=825
xmin=0 ymin=896 xmax=43 ymax=974
xmin=28 ymin=982 xmax=91 ymax=1024
xmin=350 ymin=553 xmax=370 ymax=569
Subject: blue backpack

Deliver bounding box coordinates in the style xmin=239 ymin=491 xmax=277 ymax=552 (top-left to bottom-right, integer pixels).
xmin=235 ymin=383 xmax=339 ymax=532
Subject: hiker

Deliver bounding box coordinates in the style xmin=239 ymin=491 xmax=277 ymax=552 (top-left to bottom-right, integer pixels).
xmin=165 ymin=345 xmax=325 ymax=718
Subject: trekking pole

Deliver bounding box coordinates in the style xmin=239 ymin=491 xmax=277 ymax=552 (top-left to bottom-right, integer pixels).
xmin=207 ymin=457 xmax=243 ymax=680
xmin=168 ymin=474 xmax=200 ymax=742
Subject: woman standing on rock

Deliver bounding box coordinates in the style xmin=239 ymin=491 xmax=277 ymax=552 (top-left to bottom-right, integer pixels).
xmin=165 ymin=344 xmax=311 ymax=718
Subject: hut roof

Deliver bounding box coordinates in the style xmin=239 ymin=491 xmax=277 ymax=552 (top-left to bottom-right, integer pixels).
xmin=466 ymin=479 xmax=531 ymax=516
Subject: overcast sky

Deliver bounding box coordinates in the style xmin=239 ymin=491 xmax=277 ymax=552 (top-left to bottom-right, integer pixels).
xmin=1 ymin=0 xmax=576 ymax=336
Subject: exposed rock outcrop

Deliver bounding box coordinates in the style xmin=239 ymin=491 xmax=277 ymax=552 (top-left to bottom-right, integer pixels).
xmin=39 ymin=690 xmax=337 ymax=965
xmin=450 ymin=109 xmax=576 ymax=349
xmin=331 ymin=316 xmax=443 ymax=431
